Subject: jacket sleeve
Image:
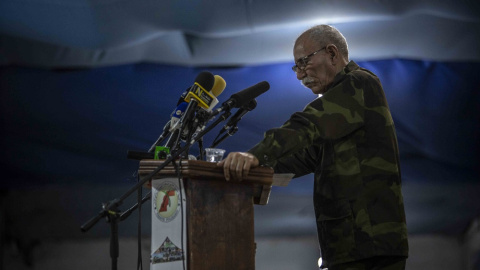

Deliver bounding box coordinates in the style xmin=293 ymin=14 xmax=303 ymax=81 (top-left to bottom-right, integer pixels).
xmin=272 ymin=144 xmax=322 ymax=177
xmin=248 ymin=73 xmax=366 ymax=167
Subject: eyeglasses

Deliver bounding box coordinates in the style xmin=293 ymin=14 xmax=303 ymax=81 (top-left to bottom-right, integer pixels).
xmin=291 ymin=47 xmax=326 ymax=73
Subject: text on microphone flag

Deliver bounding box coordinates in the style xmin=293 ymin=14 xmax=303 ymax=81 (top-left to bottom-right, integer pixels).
xmin=184 ymin=82 xmax=216 ymax=109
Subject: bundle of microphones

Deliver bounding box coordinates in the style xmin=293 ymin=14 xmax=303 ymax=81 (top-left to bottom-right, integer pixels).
xmin=140 ymin=71 xmax=270 ymax=161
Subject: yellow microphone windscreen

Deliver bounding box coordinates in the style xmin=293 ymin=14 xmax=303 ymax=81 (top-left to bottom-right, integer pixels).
xmin=211 ymin=75 xmax=226 ymax=97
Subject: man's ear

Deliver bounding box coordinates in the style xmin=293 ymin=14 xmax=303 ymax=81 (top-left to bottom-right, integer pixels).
xmin=326 ymin=44 xmax=338 ymax=63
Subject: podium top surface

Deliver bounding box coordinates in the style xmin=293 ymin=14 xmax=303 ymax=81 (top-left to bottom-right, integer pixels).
xmin=138 ymin=159 xmax=293 ymax=205
xmin=138 ymin=159 xmax=274 ymax=186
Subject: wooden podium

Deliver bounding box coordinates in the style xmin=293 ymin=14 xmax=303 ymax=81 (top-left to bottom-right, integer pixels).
xmin=138 ymin=159 xmax=285 ymax=270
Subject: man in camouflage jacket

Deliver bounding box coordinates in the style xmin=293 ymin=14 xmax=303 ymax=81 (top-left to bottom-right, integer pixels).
xmin=219 ymin=25 xmax=408 ymax=269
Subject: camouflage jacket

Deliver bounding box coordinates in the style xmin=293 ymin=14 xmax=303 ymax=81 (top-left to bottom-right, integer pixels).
xmin=248 ymin=61 xmax=408 ymax=267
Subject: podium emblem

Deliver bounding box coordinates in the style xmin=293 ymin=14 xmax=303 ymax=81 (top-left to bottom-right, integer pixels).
xmin=153 ymin=180 xmax=181 ymax=223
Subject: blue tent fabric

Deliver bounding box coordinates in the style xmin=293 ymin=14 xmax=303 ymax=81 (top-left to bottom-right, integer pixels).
xmin=1 ymin=59 xmax=479 ymax=235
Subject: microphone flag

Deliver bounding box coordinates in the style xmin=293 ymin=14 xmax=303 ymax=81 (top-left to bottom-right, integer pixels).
xmin=184 ymin=82 xmax=216 ymax=109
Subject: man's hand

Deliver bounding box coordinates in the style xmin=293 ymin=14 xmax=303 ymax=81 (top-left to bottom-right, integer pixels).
xmin=217 ymin=152 xmax=259 ymax=181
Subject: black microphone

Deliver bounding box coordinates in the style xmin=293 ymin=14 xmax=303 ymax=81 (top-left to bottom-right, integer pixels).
xmin=149 ymin=72 xmax=215 ymax=152
xmin=217 ymin=81 xmax=270 ymax=113
xmin=166 ymin=71 xmax=215 ymax=150
xmin=178 ymin=71 xmax=215 ymax=132
xmin=183 ymin=71 xmax=216 ymax=109
xmin=219 ymin=99 xmax=257 ymax=134
xmin=176 ymin=74 xmax=226 ymax=108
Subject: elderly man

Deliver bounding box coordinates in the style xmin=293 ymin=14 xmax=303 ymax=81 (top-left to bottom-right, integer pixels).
xmin=218 ymin=25 xmax=408 ymax=269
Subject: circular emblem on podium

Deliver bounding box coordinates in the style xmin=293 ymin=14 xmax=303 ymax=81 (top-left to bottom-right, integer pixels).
xmin=153 ymin=181 xmax=180 ymax=223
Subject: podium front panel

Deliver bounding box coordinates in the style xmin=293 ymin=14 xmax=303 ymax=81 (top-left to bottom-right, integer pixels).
xmin=185 ymin=178 xmax=255 ymax=270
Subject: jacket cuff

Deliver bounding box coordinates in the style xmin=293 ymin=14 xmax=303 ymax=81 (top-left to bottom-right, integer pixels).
xmin=247 ymin=144 xmax=274 ymax=167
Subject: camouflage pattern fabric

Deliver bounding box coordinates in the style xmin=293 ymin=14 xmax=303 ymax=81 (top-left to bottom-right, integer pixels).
xmin=248 ymin=61 xmax=408 ymax=268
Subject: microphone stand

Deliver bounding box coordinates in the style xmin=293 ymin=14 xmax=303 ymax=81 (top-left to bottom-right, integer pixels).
xmin=80 ymin=108 xmax=232 ymax=270
xmin=119 ymin=192 xmax=151 ymax=222
xmin=197 ymin=138 xmax=204 ymax=161
xmin=211 ymin=126 xmax=239 ymax=148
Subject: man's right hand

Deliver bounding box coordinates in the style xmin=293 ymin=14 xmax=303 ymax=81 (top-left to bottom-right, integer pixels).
xmin=217 ymin=152 xmax=259 ymax=181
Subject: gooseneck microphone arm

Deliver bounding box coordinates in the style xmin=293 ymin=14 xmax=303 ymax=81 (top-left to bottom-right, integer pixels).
xmin=210 ymin=126 xmax=238 ymax=148
xmin=167 ymin=99 xmax=197 ymax=153
xmin=211 ymin=98 xmax=257 ymax=148
xmin=148 ymin=122 xmax=171 ymax=153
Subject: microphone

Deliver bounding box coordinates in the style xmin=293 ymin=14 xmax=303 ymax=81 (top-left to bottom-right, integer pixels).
xmin=172 ymin=74 xmax=224 ymax=131
xmin=184 ymin=72 xmax=216 ymax=109
xmin=172 ymin=74 xmax=226 ymax=140
xmin=179 ymin=71 xmax=216 ymax=122
xmin=169 ymin=102 xmax=188 ymax=131
xmin=187 ymin=74 xmax=226 ymax=129
xmin=175 ymin=74 xmax=225 ymax=110
xmin=186 ymin=75 xmax=225 ymax=141
xmin=220 ymin=99 xmax=257 ymax=133
xmin=217 ymin=81 xmax=269 ymax=113
xmin=166 ymin=71 xmax=216 ymax=150
xmin=148 ymin=73 xmax=220 ymax=154
xmin=175 ymin=74 xmax=224 ymax=107
xmin=212 ymin=75 xmax=226 ymax=97
xmin=205 ymin=75 xmax=226 ymax=111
